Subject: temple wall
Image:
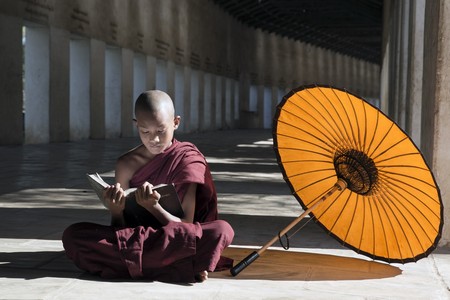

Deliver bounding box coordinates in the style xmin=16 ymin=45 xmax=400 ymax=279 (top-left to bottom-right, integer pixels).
xmin=0 ymin=0 xmax=380 ymax=144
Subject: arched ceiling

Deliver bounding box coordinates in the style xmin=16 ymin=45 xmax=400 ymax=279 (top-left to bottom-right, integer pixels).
xmin=212 ymin=0 xmax=383 ymax=64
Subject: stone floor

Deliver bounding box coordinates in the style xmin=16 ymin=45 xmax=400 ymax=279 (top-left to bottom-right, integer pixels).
xmin=0 ymin=129 xmax=449 ymax=299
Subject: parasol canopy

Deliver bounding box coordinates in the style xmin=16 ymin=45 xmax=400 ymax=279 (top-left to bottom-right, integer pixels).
xmin=230 ymin=84 xmax=443 ymax=277
xmin=273 ymin=85 xmax=443 ymax=263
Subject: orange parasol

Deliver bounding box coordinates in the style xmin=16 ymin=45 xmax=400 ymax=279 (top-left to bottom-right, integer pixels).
xmin=231 ymin=85 xmax=443 ymax=276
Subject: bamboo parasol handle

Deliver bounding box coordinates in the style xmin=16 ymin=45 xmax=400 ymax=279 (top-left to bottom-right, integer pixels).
xmin=230 ymin=178 xmax=347 ymax=276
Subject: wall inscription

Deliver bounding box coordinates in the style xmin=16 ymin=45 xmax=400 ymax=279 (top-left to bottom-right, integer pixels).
xmin=155 ymin=38 xmax=170 ymax=59
xmin=190 ymin=52 xmax=200 ymax=69
xmin=24 ymin=0 xmax=53 ymax=23
xmin=175 ymin=47 xmax=184 ymax=64
xmin=70 ymin=8 xmax=89 ymax=34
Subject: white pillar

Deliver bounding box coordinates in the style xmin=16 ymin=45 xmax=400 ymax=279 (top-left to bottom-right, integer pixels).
xmin=155 ymin=58 xmax=168 ymax=92
xmin=190 ymin=69 xmax=200 ymax=131
xmin=49 ymin=27 xmax=70 ymax=142
xmin=174 ymin=63 xmax=185 ymax=132
xmin=249 ymin=84 xmax=258 ymax=112
xmin=257 ymin=84 xmax=264 ymax=128
xmin=233 ymin=79 xmax=240 ymax=125
xmin=24 ymin=24 xmax=49 ymax=144
xmin=203 ymin=72 xmax=212 ymax=130
xmin=105 ymin=46 xmax=122 ymax=138
xmin=406 ymin=0 xmax=425 ymax=146
xmin=121 ymin=48 xmax=134 ymax=137
xmin=224 ymin=78 xmax=232 ymax=128
xmin=133 ymin=52 xmax=146 ymax=136
xmin=90 ymin=39 xmax=106 ymax=139
xmin=422 ymin=0 xmax=450 ymax=246
xmin=146 ymin=55 xmax=156 ymax=91
xmin=263 ymin=86 xmax=272 ymax=129
xmin=182 ymin=65 xmax=192 ymax=132
xmin=198 ymin=70 xmax=206 ymax=130
xmin=69 ymin=37 xmax=90 ymax=141
xmin=167 ymin=60 xmax=176 ymax=105
xmin=215 ymin=75 xmax=223 ymax=129
xmin=133 ymin=53 xmax=146 ymax=99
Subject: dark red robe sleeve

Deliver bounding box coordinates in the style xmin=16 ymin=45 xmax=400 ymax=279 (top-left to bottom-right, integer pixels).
xmin=127 ymin=139 xmax=218 ymax=224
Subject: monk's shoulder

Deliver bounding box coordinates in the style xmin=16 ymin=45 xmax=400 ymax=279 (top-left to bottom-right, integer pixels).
xmin=175 ymin=140 xmax=203 ymax=155
xmin=116 ymin=144 xmax=149 ymax=174
xmin=173 ymin=141 xmax=207 ymax=169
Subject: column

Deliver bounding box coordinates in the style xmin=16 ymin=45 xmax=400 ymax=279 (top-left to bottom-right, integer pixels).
xmin=0 ymin=14 xmax=23 ymax=145
xmin=190 ymin=69 xmax=200 ymax=131
xmin=238 ymin=72 xmax=250 ymax=128
xmin=263 ymin=86 xmax=272 ymax=129
xmin=174 ymin=63 xmax=185 ymax=132
xmin=334 ymin=53 xmax=344 ymax=89
xmin=381 ymin=0 xmax=411 ymax=127
xmin=182 ymin=65 xmax=192 ymax=132
xmin=197 ymin=70 xmax=205 ymax=131
xmin=203 ymin=72 xmax=212 ymax=130
xmin=245 ymin=82 xmax=258 ymax=128
xmin=220 ymin=76 xmax=230 ymax=129
xmin=305 ymin=43 xmax=319 ymax=85
xmin=24 ymin=24 xmax=50 ymax=144
xmin=146 ymin=55 xmax=156 ymax=91
xmin=316 ymin=47 xmax=327 ymax=85
xmin=167 ymin=60 xmax=176 ymax=102
xmin=342 ymin=55 xmax=352 ymax=91
xmin=121 ymin=48 xmax=134 ymax=137
xmin=271 ymin=86 xmax=279 ymax=116
xmin=406 ymin=0 xmax=425 ymax=145
xmin=105 ymin=46 xmax=122 ymax=139
xmin=90 ymin=39 xmax=106 ymax=139
xmin=294 ymin=41 xmax=306 ymax=87
xmin=233 ymin=79 xmax=239 ymax=126
xmin=213 ymin=74 xmax=220 ymax=129
xmin=422 ymin=0 xmax=450 ymax=245
xmin=257 ymin=84 xmax=264 ymax=128
xmin=132 ymin=52 xmax=147 ymax=136
xmin=49 ymin=27 xmax=70 ymax=142
xmin=133 ymin=53 xmax=147 ymax=99
xmin=69 ymin=37 xmax=90 ymax=141
xmin=155 ymin=58 xmax=168 ymax=92
xmin=326 ymin=50 xmax=337 ymax=87
xmin=225 ymin=78 xmax=233 ymax=129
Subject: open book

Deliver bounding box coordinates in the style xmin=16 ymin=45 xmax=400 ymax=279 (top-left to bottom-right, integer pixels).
xmin=86 ymin=173 xmax=185 ymax=219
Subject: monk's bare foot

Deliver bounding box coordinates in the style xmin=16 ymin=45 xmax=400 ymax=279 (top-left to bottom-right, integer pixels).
xmin=195 ymin=270 xmax=208 ymax=282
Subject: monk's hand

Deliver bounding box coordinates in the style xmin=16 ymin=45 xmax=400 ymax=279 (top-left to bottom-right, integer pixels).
xmin=103 ymin=183 xmax=126 ymax=216
xmin=136 ymin=182 xmax=161 ymax=211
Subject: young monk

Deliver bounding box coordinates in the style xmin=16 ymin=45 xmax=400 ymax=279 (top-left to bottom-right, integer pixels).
xmin=62 ymin=90 xmax=234 ymax=283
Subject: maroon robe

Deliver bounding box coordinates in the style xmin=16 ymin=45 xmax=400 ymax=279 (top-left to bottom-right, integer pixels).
xmin=125 ymin=139 xmax=218 ymax=227
xmin=62 ymin=139 xmax=234 ymax=282
xmin=63 ymin=220 xmax=233 ymax=282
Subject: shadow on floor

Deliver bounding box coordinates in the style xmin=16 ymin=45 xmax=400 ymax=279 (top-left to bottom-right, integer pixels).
xmin=211 ymin=247 xmax=402 ymax=281
xmin=0 ymin=248 xmax=401 ymax=282
xmin=0 ymin=250 xmax=79 ymax=280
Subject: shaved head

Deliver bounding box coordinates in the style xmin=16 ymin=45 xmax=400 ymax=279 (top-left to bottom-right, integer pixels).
xmin=133 ymin=90 xmax=180 ymax=156
xmin=134 ymin=90 xmax=175 ymax=119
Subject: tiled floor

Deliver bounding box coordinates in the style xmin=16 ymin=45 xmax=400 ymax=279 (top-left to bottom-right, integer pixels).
xmin=0 ymin=129 xmax=449 ymax=299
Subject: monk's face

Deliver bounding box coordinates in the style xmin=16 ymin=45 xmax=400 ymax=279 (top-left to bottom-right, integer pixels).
xmin=135 ymin=109 xmax=180 ymax=156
